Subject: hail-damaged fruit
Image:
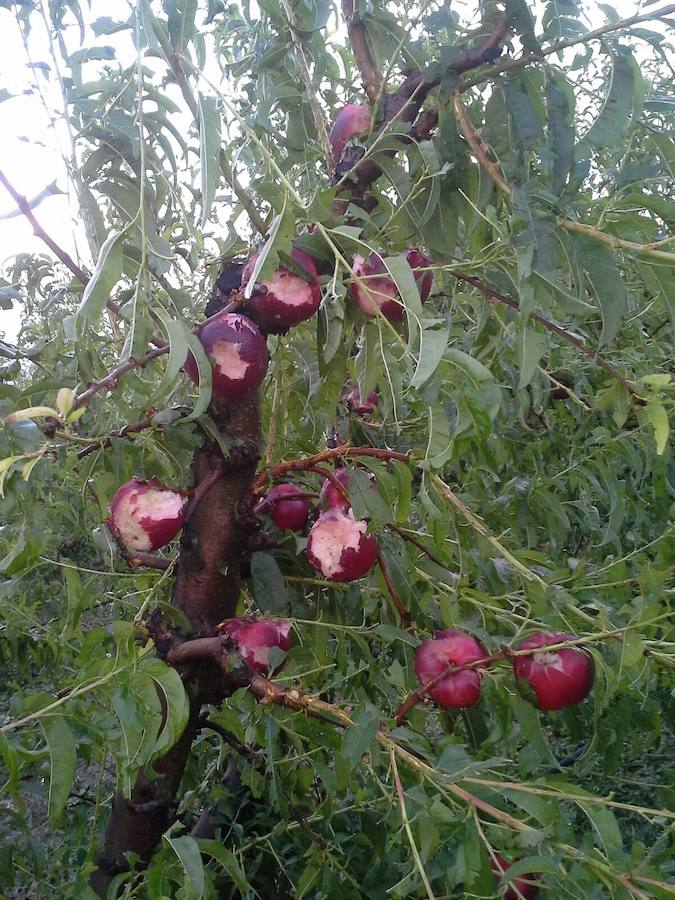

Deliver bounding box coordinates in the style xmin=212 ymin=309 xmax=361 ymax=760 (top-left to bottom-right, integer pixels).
xmin=109 ymin=477 xmax=187 ymax=552
xmin=513 ymin=632 xmax=594 ymax=711
xmin=346 ymin=388 xmax=378 ymax=416
xmin=184 ymin=312 xmax=268 ymax=400
xmin=220 ymin=617 xmax=291 ymax=673
xmin=414 ymin=629 xmax=488 ymax=708
xmin=329 ymin=102 xmax=372 ymax=161
xmin=306 ymin=507 xmax=377 ymax=582
xmin=350 ymin=249 xmax=433 ymax=321
xmin=318 ymin=466 xmax=376 ymax=511
xmin=265 ymin=483 xmax=311 ymax=532
xmin=242 ymin=247 xmax=321 ymax=330
xmin=490 ymin=854 xmax=540 ymax=900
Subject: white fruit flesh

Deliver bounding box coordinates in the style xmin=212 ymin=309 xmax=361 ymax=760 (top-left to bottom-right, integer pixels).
xmin=210 ymin=340 xmax=249 ymax=381
xmin=264 ymin=271 xmax=314 ymax=307
xmin=310 ymin=510 xmax=367 ymax=577
xmin=115 ymin=489 xmax=185 ymax=551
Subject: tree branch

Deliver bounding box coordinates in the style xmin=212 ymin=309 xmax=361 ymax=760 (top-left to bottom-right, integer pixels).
xmin=448 ymin=269 xmax=647 ymax=404
xmin=452 ymin=93 xmax=511 ymax=194
xmin=458 ymin=4 xmax=675 ymax=93
xmin=341 ymin=0 xmax=381 ymax=104
xmin=253 ymin=445 xmax=411 ymax=492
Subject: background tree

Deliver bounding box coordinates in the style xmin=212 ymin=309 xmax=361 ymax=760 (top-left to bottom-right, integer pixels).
xmin=0 ymin=1 xmax=673 ymax=898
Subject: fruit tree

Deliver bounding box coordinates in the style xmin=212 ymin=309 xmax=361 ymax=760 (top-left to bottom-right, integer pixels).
xmin=0 ymin=0 xmax=673 ymax=897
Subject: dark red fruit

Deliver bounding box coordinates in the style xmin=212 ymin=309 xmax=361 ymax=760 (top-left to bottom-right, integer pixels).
xmin=109 ymin=477 xmax=187 ymax=552
xmin=242 ymin=247 xmax=321 ymax=329
xmin=350 ymin=249 xmax=433 ymax=321
xmin=319 ymin=467 xmax=352 ymax=510
xmin=220 ymin=617 xmax=292 ymax=672
xmin=184 ymin=312 xmax=268 ymax=400
xmin=490 ymin=853 xmax=540 ymax=900
xmin=513 ymin=632 xmax=594 ymax=711
xmin=306 ymin=508 xmax=377 ymax=582
xmin=346 ymin=388 xmax=378 ymax=416
xmin=414 ymin=629 xmax=488 ymax=708
xmin=550 ymin=386 xmax=570 ymax=400
xmin=265 ymin=483 xmax=311 ymax=532
xmin=329 ymin=103 xmax=372 ymax=161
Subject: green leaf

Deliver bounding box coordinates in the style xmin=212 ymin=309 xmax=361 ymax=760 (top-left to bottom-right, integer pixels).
xmin=163 ymin=834 xmax=204 ymax=900
xmin=143 ymin=658 xmax=190 ymax=757
xmin=638 ymin=399 xmax=669 ymax=455
xmin=342 ymin=706 xmax=379 ymax=766
xmin=517 ymin=326 xmax=548 ymax=389
xmin=573 ymin=235 xmax=627 ymax=346
xmin=149 ymin=312 xmax=191 ymax=405
xmin=411 ymin=319 xmax=450 ymax=388
xmin=76 ymin=230 xmax=123 ymax=322
xmin=181 ymin=330 xmax=213 ymax=421
xmin=250 ymin=552 xmax=290 ymax=614
xmin=198 ymin=94 xmax=221 ymax=228
xmin=582 ymin=49 xmax=643 ymax=150
xmin=42 ymin=716 xmax=77 ymax=822
xmin=199 ymin=841 xmax=253 ymax=894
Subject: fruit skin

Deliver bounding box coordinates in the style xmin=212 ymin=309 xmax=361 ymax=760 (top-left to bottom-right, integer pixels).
xmin=329 ymin=103 xmax=372 ymax=161
xmin=220 ymin=617 xmax=291 ymax=673
xmin=346 ymin=388 xmax=378 ymax=416
xmin=242 ymin=247 xmax=321 ymax=330
xmin=513 ymin=632 xmax=594 ymax=711
xmin=350 ymin=249 xmax=433 ymax=321
xmin=306 ymin=507 xmax=377 ymax=582
xmin=265 ymin=483 xmax=311 ymax=532
xmin=490 ymin=854 xmax=540 ymax=900
xmin=109 ymin=477 xmax=187 ymax=552
xmin=184 ymin=312 xmax=268 ymax=400
xmin=414 ymin=629 xmax=488 ymax=708
xmin=319 ymin=467 xmax=353 ymax=510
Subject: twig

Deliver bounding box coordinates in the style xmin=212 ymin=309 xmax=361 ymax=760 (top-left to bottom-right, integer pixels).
xmin=458 ymin=5 xmax=675 ymax=93
xmin=376 ymin=547 xmax=413 ymax=630
xmin=390 ymin=749 xmax=436 ymax=900
xmin=0 ymin=168 xmax=90 ymax=284
xmin=185 ymin=462 xmax=224 ymax=521
xmin=253 ymin=444 xmax=411 ymax=492
xmin=449 ymin=269 xmax=647 ymax=404
xmin=388 ymin=524 xmax=456 ymax=575
xmin=558 ymin=218 xmax=675 ymax=264
xmin=73 ymin=345 xmax=169 ymax=411
xmin=452 ymin=94 xmax=511 ymax=194
xmin=106 ymin=523 xmax=173 ymax=571
xmin=76 ymin=414 xmax=156 ymax=459
xmin=199 ymin=717 xmax=261 ymax=763
xmin=341 ymin=0 xmax=381 ymax=104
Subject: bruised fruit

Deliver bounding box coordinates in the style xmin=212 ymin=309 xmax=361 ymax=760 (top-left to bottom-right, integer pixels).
xmin=513 ymin=632 xmax=594 ymax=711
xmin=220 ymin=617 xmax=292 ymax=672
xmin=329 ymin=103 xmax=372 ymax=161
xmin=242 ymin=247 xmax=321 ymax=329
xmin=265 ymin=483 xmax=311 ymax=532
xmin=306 ymin=508 xmax=377 ymax=582
xmin=346 ymin=388 xmax=378 ymax=416
xmin=109 ymin=477 xmax=187 ymax=552
xmin=319 ymin=467 xmax=352 ymax=510
xmin=414 ymin=629 xmax=488 ymax=708
xmin=184 ymin=312 xmax=268 ymax=400
xmin=490 ymin=854 xmax=540 ymax=900
xmin=350 ymin=249 xmax=433 ymax=321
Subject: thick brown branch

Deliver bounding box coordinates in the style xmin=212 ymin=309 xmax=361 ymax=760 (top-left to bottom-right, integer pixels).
xmin=449 ymin=270 xmax=646 ymax=404
xmin=341 ymin=0 xmax=381 ymax=104
xmin=458 ymin=5 xmax=675 ymax=93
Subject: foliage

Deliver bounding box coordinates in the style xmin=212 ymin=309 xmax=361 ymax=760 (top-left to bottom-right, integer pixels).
xmin=0 ymin=0 xmax=673 ymax=898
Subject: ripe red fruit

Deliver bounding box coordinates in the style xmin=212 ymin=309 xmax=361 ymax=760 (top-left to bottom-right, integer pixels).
xmin=350 ymin=249 xmax=433 ymax=321
xmin=329 ymin=102 xmax=372 ymax=161
xmin=306 ymin=508 xmax=377 ymax=582
xmin=319 ymin=467 xmax=352 ymax=510
xmin=242 ymin=247 xmax=321 ymax=329
xmin=513 ymin=632 xmax=594 ymax=711
xmin=414 ymin=629 xmax=488 ymax=708
xmin=346 ymin=388 xmax=378 ymax=416
xmin=265 ymin=483 xmax=311 ymax=532
xmin=220 ymin=617 xmax=292 ymax=672
xmin=184 ymin=312 xmax=268 ymax=400
xmin=490 ymin=853 xmax=540 ymax=900
xmin=109 ymin=477 xmax=187 ymax=552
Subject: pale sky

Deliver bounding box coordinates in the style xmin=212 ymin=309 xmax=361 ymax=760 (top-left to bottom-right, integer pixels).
xmin=0 ymin=0 xmax=654 ymax=341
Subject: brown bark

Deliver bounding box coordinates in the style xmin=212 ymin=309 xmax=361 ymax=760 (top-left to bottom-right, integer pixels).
xmin=90 ymin=333 xmax=261 ymax=896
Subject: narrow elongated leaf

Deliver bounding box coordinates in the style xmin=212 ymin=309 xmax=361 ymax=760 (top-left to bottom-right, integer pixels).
xmin=411 ymin=319 xmax=450 ymax=388
xmin=342 ymin=706 xmax=378 ymax=765
xmin=77 ymin=230 xmax=123 ymax=322
xmin=163 ymin=834 xmax=204 ymax=900
xmin=42 ymin=716 xmax=77 ymax=822
xmin=582 ymin=50 xmax=643 ymax=149
xmin=517 ymin=326 xmax=548 ymax=389
xmin=198 ymin=94 xmax=221 ymax=228
xmin=573 ymin=235 xmax=628 ymax=346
